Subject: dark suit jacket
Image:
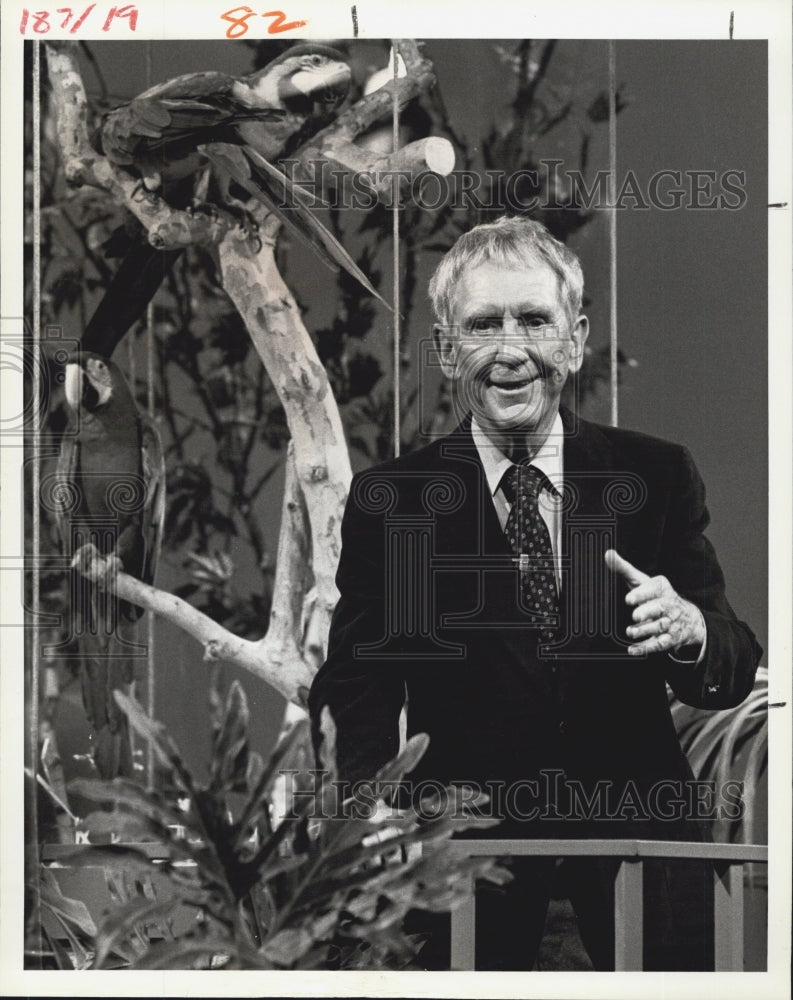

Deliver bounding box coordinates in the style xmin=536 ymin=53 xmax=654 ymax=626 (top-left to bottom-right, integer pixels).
xmin=309 ymin=407 xmax=761 ymax=843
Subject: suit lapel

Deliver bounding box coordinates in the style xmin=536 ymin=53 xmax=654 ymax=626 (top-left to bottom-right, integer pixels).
xmin=556 ymin=406 xmax=638 ymax=660
xmin=435 ymin=418 xmax=512 ymax=558
xmin=432 ymin=421 xmax=530 ymax=637
xmin=560 ymin=404 xmax=617 ymax=553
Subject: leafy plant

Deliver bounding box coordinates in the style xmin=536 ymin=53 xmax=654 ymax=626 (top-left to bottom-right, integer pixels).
xmin=56 ymin=676 xmax=508 ymax=970
xmin=669 ymin=667 xmax=768 ymax=847
xmin=32 ymin=869 xmax=97 ymax=969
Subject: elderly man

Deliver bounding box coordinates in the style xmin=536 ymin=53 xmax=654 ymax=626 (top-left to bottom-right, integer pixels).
xmin=308 ymin=216 xmax=761 ymax=970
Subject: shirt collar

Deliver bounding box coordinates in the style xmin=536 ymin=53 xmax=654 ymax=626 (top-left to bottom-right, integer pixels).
xmin=471 ymin=412 xmax=564 ymax=498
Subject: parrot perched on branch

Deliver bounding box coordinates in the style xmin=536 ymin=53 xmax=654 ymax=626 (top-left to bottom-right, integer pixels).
xmin=99 ymin=44 xmax=350 ymax=190
xmin=55 ymin=352 xmax=165 ymax=779
xmin=82 ymin=44 xmax=386 ymax=358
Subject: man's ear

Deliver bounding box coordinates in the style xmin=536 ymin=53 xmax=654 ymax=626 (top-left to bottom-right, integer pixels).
xmin=567 ymin=314 xmax=589 ymax=374
xmin=433 ymin=323 xmax=459 ymax=379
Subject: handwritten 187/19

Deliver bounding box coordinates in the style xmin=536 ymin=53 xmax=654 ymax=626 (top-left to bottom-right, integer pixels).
xmin=19 ymin=4 xmax=138 ymax=33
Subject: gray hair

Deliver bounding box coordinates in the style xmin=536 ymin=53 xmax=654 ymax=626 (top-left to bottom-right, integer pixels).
xmin=428 ymin=216 xmax=585 ymax=327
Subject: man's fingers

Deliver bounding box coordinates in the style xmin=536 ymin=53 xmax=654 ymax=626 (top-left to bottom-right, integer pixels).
xmin=604 ymin=549 xmax=650 ymax=588
xmin=627 ymin=616 xmax=670 ymax=640
xmin=628 ymin=632 xmax=676 ymax=656
xmin=630 ymin=597 xmax=667 ymax=622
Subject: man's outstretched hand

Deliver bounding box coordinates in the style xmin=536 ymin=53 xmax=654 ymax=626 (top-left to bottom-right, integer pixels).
xmin=605 ymin=549 xmax=706 ymax=657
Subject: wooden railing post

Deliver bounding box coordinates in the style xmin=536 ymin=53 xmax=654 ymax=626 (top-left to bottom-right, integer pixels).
xmin=450 ymin=871 xmax=476 ymax=970
xmin=714 ymin=861 xmax=745 ymax=971
xmin=614 ymin=857 xmax=644 ymax=970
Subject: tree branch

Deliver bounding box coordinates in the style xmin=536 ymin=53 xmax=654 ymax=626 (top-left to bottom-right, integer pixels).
xmin=215 ymin=214 xmax=352 ymax=656
xmin=75 ymin=445 xmax=315 ymax=704
xmin=296 ymin=137 xmax=455 ymax=206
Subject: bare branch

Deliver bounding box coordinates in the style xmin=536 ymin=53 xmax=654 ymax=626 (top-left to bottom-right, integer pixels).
xmin=73 ymin=446 xmax=316 ymax=703
xmin=216 ymin=213 xmax=352 ymax=656
xmin=297 ymin=137 xmax=455 ymax=206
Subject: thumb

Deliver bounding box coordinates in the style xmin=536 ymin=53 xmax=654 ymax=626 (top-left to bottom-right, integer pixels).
xmin=605 ymin=549 xmax=650 ymax=587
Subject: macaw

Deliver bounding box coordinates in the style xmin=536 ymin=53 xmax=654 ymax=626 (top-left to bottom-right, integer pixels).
xmin=99 ymin=44 xmax=351 ymax=192
xmin=82 ymin=44 xmax=384 ymax=357
xmin=56 ymin=352 xmax=165 ymax=779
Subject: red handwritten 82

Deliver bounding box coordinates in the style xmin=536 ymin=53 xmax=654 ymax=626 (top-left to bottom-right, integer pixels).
xmin=19 ymin=4 xmax=138 ymax=33
xmin=220 ymin=6 xmax=307 ymax=39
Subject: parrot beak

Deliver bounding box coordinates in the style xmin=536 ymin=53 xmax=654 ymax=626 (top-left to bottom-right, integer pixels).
xmin=64 ymin=356 xmax=115 ymax=411
xmin=64 ymin=363 xmax=84 ymax=410
xmin=282 ymin=63 xmax=351 ymax=101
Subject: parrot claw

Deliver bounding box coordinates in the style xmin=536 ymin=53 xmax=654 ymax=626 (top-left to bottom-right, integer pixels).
xmin=72 ymin=544 xmax=123 ymax=587
xmin=237 ymin=213 xmax=262 ymax=253
xmin=219 ymin=202 xmax=262 ymax=251
xmin=129 ymin=179 xmax=161 ymax=210
xmin=142 ymin=172 xmax=162 ymax=193
xmin=222 ymin=201 xmax=259 ymax=234
xmin=188 ymin=202 xmax=220 ymax=221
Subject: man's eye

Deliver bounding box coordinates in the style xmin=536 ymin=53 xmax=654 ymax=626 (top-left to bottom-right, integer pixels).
xmin=471 ymin=318 xmax=498 ymax=333
xmin=522 ymin=316 xmax=548 ymax=329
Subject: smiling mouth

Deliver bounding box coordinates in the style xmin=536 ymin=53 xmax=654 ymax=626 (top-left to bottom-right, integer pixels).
xmin=485 ymin=375 xmax=538 ymax=391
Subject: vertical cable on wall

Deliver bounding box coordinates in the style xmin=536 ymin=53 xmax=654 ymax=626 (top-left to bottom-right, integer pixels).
xmin=29 ymin=38 xmax=43 ymax=957
xmin=145 ymin=297 xmax=156 ymax=788
xmin=144 ymin=41 xmax=156 ymax=788
xmin=608 ymin=40 xmax=619 ymax=428
xmin=391 ymin=43 xmax=401 ymax=457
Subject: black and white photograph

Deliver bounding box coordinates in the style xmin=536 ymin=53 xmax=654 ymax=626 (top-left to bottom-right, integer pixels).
xmin=1 ymin=2 xmax=790 ymax=996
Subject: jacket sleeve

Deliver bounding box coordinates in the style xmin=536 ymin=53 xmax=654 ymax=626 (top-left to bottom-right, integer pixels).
xmin=660 ymin=446 xmax=762 ymax=709
xmin=308 ymin=470 xmax=406 ymax=785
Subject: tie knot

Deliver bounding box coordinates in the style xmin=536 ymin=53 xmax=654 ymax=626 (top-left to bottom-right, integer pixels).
xmin=500 ymin=464 xmax=548 ymax=505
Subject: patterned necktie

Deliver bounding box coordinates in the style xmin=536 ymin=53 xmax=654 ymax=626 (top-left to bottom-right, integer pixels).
xmin=501 ymin=464 xmax=559 ymax=644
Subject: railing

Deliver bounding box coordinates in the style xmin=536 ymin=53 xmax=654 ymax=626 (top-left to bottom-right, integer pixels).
xmin=42 ymin=836 xmax=767 ymax=971
xmin=447 ymin=838 xmax=768 ymax=971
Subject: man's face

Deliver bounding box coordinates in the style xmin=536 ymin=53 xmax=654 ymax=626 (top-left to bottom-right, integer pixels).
xmin=436 ymin=260 xmax=589 ymax=442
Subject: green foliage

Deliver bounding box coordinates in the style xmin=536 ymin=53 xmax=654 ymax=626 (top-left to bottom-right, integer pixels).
xmin=34 ymin=868 xmax=98 ymax=969
xmin=669 ymin=667 xmax=768 ymax=846
xmin=57 ymin=677 xmax=508 ymax=970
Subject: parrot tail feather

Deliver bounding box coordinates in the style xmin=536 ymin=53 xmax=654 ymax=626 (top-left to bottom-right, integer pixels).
xmin=202 ymin=145 xmax=390 ymax=310
xmin=92 ymin=723 xmax=135 ymax=781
